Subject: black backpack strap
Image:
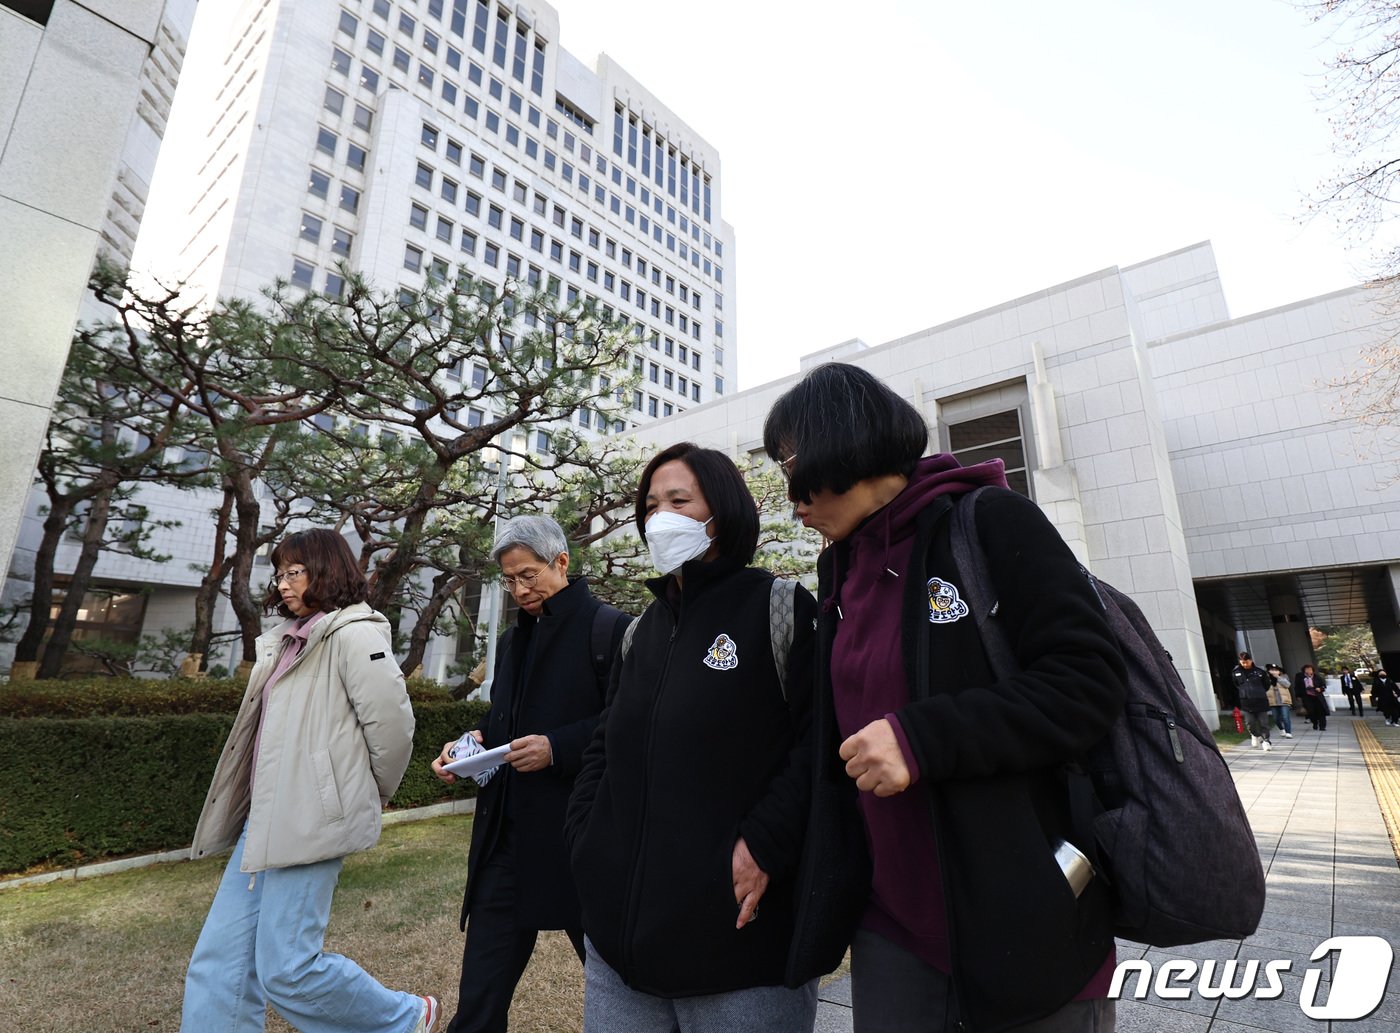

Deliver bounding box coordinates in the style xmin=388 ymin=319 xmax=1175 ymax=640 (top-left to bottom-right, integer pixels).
xmin=949 ymin=487 xmax=1103 ymax=871
xmin=947 ymin=487 xmax=1016 ymax=677
xmin=590 ymin=604 xmax=630 ymax=691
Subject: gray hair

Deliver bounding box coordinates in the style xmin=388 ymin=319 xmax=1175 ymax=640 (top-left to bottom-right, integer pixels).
xmin=491 ymin=514 xmax=570 ymax=565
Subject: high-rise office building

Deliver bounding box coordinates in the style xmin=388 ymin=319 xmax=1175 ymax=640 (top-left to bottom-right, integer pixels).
xmin=135 ymin=0 xmax=736 ymax=418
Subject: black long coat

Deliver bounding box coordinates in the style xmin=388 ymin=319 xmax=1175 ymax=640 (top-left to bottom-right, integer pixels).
xmin=460 ymin=576 xmax=628 ymax=930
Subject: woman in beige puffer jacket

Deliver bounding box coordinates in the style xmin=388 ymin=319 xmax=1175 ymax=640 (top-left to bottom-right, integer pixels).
xmin=179 ymin=529 xmax=437 ymax=1033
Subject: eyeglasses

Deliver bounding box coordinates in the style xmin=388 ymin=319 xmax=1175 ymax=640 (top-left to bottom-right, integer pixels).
xmin=270 ymin=567 xmax=308 ymax=587
xmin=778 ymin=453 xmax=797 ymax=480
xmin=502 ymin=570 xmax=542 ymax=591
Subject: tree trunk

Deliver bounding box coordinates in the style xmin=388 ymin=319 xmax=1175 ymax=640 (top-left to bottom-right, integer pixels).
xmin=400 ymin=568 xmax=466 ymax=675
xmin=228 ymin=469 xmax=265 ymax=665
xmin=365 ymin=460 xmax=449 ymax=613
xmin=12 ymin=495 xmax=76 ymax=664
xmin=189 ymin=483 xmax=235 ymax=669
xmin=37 ymin=480 xmax=116 ymax=678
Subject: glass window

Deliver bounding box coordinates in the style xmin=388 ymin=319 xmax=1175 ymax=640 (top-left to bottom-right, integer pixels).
xmin=429 ymin=256 xmax=449 ymax=283
xmin=308 ymin=168 xmax=331 ymax=198
xmin=291 ymin=259 xmax=315 ymax=288
xmin=436 ymin=216 xmax=453 ymax=243
xmin=491 ymin=168 xmax=507 ymax=190
xmin=366 ymin=29 xmax=385 ymax=55
xmin=338 ymin=10 xmax=359 ymax=38
xmin=323 ymin=86 xmax=345 ymax=115
xmin=424 ymin=30 xmax=440 ymax=52
xmin=360 ymin=65 xmax=380 ymax=91
xmin=316 ymin=127 xmax=338 ymax=156
xmin=483 ymin=241 xmax=499 ymax=266
xmin=340 ymin=185 xmax=360 ymax=213
xmin=373 ymin=0 xmax=390 ymax=17
xmin=409 ymin=203 xmax=428 ymax=230
xmin=469 ymin=153 xmax=486 ymax=178
xmin=394 ymin=46 xmax=411 ymax=72
xmin=464 ymin=190 xmax=481 ymax=215
xmin=331 ymin=227 xmax=353 ymax=256
xmin=487 ymin=204 xmax=503 ymax=229
xmin=325 ymin=271 xmax=346 ymax=298
xmin=509 ymin=216 xmax=523 ymax=240
xmin=331 ymin=47 xmax=352 ymax=75
xmin=485 ymin=111 xmax=500 ymax=133
xmin=418 ymin=64 xmax=434 ymax=89
xmin=399 ymin=11 xmax=417 ymax=35
xmin=460 ymin=229 xmax=477 ymax=255
xmin=441 ymin=177 xmax=458 ymax=203
xmin=446 ymin=139 xmax=463 ymax=164
xmin=346 ymin=142 xmax=367 ymax=172
xmin=947 ymin=410 xmax=1030 ymax=496
xmin=353 ymin=102 xmax=373 ymax=130
xmin=415 ymin=162 xmax=434 ymax=189
xmin=300 ymin=211 xmax=323 ymax=243
xmin=404 ymin=244 xmax=423 ymax=272
xmin=441 ymin=79 xmax=457 ymax=104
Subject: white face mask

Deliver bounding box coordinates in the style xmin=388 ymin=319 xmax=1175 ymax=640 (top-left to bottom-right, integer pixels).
xmin=645 ymin=511 xmax=714 ymax=574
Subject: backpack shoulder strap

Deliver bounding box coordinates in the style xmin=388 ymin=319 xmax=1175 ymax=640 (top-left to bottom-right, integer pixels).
xmin=768 ymin=577 xmax=798 ymax=702
xmin=619 ymin=610 xmax=640 ymax=660
xmin=590 ymin=604 xmax=630 ymax=689
xmin=947 ymin=487 xmax=1016 ymax=677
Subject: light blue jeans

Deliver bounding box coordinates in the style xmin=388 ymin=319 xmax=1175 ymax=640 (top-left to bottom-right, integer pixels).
xmin=180 ymin=829 xmax=421 ymax=1033
xmin=582 ymin=937 xmax=818 ymax=1033
xmin=1271 ymin=705 xmax=1292 ymax=734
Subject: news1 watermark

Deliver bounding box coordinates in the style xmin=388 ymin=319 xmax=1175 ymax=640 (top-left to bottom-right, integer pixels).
xmin=1110 ymin=936 xmax=1394 ymax=1021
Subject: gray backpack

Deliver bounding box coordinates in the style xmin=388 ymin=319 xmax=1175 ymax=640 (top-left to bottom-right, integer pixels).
xmin=950 ymin=488 xmax=1265 ymax=948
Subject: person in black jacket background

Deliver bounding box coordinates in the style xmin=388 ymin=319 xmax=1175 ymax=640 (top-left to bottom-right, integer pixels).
xmin=1232 ymin=652 xmax=1274 ymax=751
xmin=431 ymin=515 xmax=629 ymax=1033
xmin=565 ymin=443 xmax=821 ymax=1032
xmin=764 ymin=363 xmax=1128 ymax=1033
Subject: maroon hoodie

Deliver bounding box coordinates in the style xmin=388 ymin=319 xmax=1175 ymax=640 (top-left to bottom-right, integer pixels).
xmin=828 ymin=454 xmax=1007 ymax=972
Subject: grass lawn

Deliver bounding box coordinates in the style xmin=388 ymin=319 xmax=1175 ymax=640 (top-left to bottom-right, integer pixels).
xmin=0 ymin=815 xmax=584 ymax=1032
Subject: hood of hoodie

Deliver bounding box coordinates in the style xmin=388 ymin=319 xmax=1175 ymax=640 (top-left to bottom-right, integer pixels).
xmin=852 ymin=454 xmax=1009 ymax=558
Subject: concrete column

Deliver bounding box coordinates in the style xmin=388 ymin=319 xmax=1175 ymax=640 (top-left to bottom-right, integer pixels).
xmin=1268 ymin=587 xmax=1314 ymax=678
xmin=1372 ymin=564 xmax=1400 ymax=673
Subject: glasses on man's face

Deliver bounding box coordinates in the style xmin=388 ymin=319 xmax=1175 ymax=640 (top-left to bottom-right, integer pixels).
xmin=271 ymin=567 xmax=307 ymax=588
xmin=778 ymin=452 xmax=797 ymax=481
xmin=502 ymin=570 xmax=542 ymax=592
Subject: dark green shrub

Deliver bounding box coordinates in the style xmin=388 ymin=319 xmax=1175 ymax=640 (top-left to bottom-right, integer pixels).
xmin=0 ymin=691 xmax=492 ymax=874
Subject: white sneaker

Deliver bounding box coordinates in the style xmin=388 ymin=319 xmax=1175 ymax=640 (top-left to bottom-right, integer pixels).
xmin=1262 ymin=740 xmax=1273 ymax=751
xmin=1250 ymin=735 xmax=1260 ymax=748
xmin=1283 ymin=732 xmax=1293 ymax=738
xmin=413 ymin=996 xmax=439 ymax=1033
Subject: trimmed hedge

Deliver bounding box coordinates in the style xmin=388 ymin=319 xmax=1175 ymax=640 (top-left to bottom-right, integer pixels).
xmin=0 ymin=681 xmax=489 ymax=874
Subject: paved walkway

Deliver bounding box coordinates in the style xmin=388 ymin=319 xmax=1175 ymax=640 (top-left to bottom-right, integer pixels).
xmin=815 ymin=710 xmax=1400 ymax=1032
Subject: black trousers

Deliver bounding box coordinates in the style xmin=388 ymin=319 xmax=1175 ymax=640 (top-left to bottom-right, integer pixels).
xmin=1306 ymin=695 xmax=1328 ymax=730
xmin=445 ymin=841 xmax=585 ymax=1033
xmin=1343 ymin=690 xmax=1364 ymax=715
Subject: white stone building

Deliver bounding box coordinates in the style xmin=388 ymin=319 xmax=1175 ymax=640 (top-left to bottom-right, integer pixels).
xmin=0 ymin=0 xmax=196 ymax=590
xmin=626 ymin=242 xmax=1400 ymax=726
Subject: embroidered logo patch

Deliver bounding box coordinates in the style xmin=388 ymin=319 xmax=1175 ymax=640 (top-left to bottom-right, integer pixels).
xmin=926 ymin=578 xmax=969 ymax=624
xmin=703 ymin=633 xmax=739 ymax=671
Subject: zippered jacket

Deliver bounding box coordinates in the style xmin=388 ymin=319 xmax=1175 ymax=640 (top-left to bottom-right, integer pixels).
xmin=802 ymin=488 xmax=1127 ymax=1032
xmin=190 ymin=603 xmax=415 ymax=871
xmin=565 ymin=559 xmax=817 ymax=996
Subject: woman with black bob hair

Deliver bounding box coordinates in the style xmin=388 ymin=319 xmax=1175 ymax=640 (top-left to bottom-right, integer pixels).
xmin=565 ymin=442 xmax=825 ymax=1032
xmin=181 ymin=529 xmax=436 ymax=1033
xmin=765 ymin=364 xmax=1128 ymax=1033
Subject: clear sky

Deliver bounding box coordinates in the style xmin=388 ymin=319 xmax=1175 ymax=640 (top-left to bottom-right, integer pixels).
xmin=550 ymin=0 xmax=1364 ymax=390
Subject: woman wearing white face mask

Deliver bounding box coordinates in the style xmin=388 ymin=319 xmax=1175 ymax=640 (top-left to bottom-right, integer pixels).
xmin=564 ymin=442 xmax=827 ymax=1033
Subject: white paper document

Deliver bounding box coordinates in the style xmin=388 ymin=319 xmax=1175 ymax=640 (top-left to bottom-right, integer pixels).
xmin=443 ymin=742 xmax=511 ymax=779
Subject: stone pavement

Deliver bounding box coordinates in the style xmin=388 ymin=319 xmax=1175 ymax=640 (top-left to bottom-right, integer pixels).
xmin=814 ymin=711 xmax=1400 ymax=1032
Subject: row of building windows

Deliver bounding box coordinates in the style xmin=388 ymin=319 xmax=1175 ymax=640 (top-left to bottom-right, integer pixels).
xmin=612 ymin=104 xmax=711 ymax=223
xmin=334 ymin=1 xmax=722 ymax=255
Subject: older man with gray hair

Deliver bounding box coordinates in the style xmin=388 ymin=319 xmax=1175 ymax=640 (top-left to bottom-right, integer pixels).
xmin=432 ymin=514 xmax=631 ymax=1033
